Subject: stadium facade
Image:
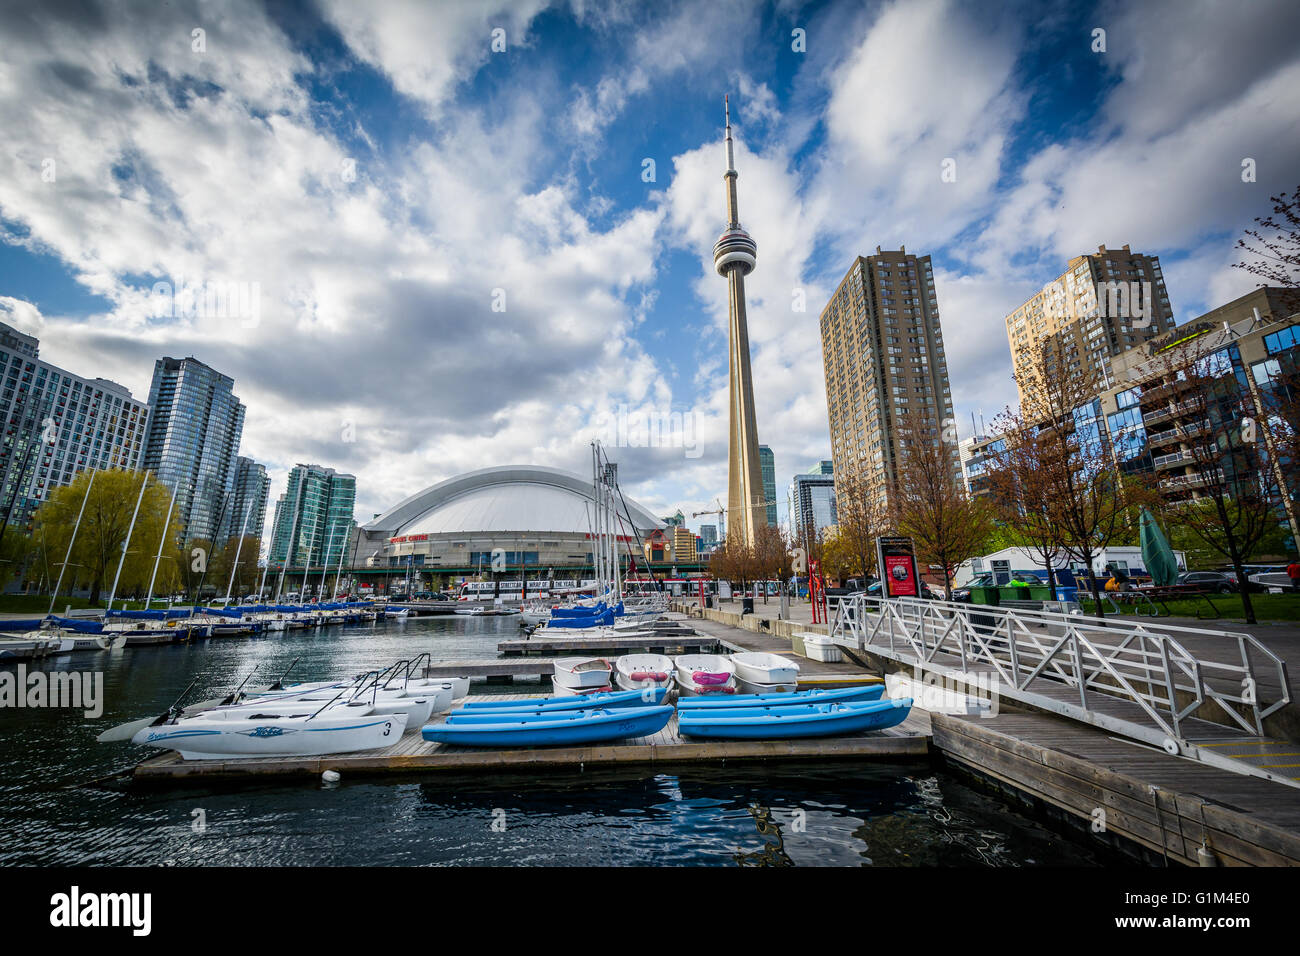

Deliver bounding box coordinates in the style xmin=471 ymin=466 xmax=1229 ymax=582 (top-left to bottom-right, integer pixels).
xmin=352 ymin=465 xmax=665 ymax=582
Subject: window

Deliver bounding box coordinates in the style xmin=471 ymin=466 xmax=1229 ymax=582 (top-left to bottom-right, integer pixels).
xmin=1264 ymin=325 xmax=1298 ymax=355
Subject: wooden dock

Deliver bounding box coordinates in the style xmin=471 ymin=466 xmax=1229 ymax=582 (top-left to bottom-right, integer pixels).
xmin=933 ymin=710 xmax=1300 ymax=866
xmin=677 ymin=606 xmax=1300 ymax=866
xmin=497 ymin=634 xmax=719 ymax=656
xmin=131 ymin=691 xmax=931 ymax=783
xmin=422 ymin=659 xmax=883 ymax=688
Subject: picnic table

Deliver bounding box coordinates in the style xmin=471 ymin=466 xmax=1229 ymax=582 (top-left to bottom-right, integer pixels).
xmin=1121 ymin=583 xmax=1225 ymax=619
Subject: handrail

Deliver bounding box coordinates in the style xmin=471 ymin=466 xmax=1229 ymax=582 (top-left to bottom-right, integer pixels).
xmin=831 ymin=594 xmax=1288 ymax=741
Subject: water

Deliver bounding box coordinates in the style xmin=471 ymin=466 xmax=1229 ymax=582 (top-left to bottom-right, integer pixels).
xmin=0 ymin=616 xmax=1105 ymax=866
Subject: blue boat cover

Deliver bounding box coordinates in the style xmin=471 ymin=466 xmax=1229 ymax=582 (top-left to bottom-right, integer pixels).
xmin=1 ymin=618 xmax=48 ymax=631
xmin=550 ymin=602 xmax=607 ymax=619
xmin=47 ymin=616 xmax=105 ymax=633
xmin=547 ymin=609 xmax=614 ymax=628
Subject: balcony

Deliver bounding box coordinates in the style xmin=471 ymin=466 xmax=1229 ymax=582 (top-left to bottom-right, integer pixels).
xmin=1151 ymin=446 xmax=1210 ymax=470
xmin=1159 ymin=468 xmax=1224 ymax=493
xmin=1142 ymin=398 xmax=1203 ymax=425
xmin=1146 ymin=419 xmax=1212 ymax=447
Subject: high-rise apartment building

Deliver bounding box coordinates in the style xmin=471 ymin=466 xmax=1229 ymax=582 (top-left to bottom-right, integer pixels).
xmin=0 ymin=322 xmax=149 ymax=529
xmin=269 ymin=464 xmax=356 ymax=571
xmin=758 ymin=445 xmax=777 ymax=526
xmin=820 ymin=247 xmax=957 ymax=510
xmin=1005 ymin=244 xmax=1175 ymax=408
xmin=788 ymin=465 xmax=837 ymax=550
xmin=143 ymin=357 xmax=245 ymax=543
xmin=217 ymin=456 xmax=270 ymax=545
xmin=980 ymin=287 xmax=1298 ymax=543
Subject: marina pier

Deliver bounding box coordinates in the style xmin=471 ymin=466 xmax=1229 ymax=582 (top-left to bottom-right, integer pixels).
xmin=120 ymin=600 xmax=1300 ymax=866
xmin=678 ymin=600 xmax=1300 ymax=866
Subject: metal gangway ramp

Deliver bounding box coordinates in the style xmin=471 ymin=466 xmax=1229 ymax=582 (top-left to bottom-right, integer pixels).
xmin=830 ymin=594 xmax=1294 ymax=788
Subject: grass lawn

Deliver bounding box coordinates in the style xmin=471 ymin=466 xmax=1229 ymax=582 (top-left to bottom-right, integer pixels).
xmin=0 ymin=594 xmax=159 ymax=614
xmin=1078 ymin=592 xmax=1300 ymax=623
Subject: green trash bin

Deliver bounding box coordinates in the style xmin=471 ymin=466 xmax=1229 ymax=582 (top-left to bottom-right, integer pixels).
xmin=968 ymin=585 xmax=1000 ymax=606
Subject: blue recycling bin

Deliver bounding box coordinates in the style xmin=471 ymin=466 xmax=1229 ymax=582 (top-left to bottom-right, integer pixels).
xmin=1056 ymin=586 xmax=1079 ymax=603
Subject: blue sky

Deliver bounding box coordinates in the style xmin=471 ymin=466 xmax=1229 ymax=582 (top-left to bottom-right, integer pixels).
xmin=1 ymin=0 xmax=1297 ymax=541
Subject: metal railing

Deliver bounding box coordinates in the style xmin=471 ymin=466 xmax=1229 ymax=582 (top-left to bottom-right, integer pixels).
xmin=831 ymin=594 xmax=1289 ymax=743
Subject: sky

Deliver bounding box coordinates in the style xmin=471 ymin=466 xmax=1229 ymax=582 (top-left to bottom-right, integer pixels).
xmin=1 ymin=0 xmax=1297 ymax=543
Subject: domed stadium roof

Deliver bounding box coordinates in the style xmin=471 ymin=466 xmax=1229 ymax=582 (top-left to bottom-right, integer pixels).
xmin=364 ymin=465 xmax=664 ymax=537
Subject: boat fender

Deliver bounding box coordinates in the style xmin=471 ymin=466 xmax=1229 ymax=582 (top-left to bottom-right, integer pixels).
xmin=630 ymin=671 xmax=667 ymax=682
xmin=322 ymin=770 xmax=341 ymax=785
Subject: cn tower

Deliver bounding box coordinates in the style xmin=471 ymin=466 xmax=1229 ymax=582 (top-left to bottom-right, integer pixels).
xmin=712 ymin=96 xmax=768 ymax=548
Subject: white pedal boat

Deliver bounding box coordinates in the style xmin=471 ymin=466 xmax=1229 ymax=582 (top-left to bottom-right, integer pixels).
xmin=730 ymin=652 xmax=800 ymax=686
xmin=390 ymin=676 xmax=468 ymax=701
xmin=674 ymin=654 xmax=738 ymax=696
xmin=254 ymin=681 xmax=454 ymax=717
xmin=614 ymin=654 xmax=675 ymax=692
xmin=131 ymin=708 xmax=409 ymax=759
xmin=218 ymin=694 xmax=436 ymax=728
xmin=552 ymin=657 xmax=613 ymax=692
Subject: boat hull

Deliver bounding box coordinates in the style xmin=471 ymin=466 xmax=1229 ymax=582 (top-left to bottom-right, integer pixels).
xmin=552 ymin=657 xmax=613 ymax=690
xmin=455 ymin=687 xmax=668 ymax=714
xmin=731 ymin=652 xmax=800 ymax=685
xmin=422 ymin=705 xmax=673 ymax=747
xmin=674 ymin=653 xmax=737 ymax=696
xmin=677 ymin=698 xmax=911 ymax=740
xmin=735 ymin=676 xmax=798 ymax=696
xmin=677 ymin=684 xmax=885 ymax=709
xmin=613 ymin=654 xmax=674 ymax=692
xmin=134 ymin=711 xmax=409 ymax=758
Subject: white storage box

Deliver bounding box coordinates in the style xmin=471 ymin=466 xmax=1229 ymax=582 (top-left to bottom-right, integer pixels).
xmin=800 ymin=633 xmax=842 ymax=663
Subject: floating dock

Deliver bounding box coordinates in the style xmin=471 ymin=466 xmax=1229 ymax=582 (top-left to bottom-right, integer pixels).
xmin=131 ymin=686 xmax=927 ymax=783
xmin=496 ymin=633 xmax=717 ymax=656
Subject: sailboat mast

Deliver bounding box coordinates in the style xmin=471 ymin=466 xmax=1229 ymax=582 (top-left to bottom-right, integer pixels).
xmin=331 ymin=523 xmax=348 ymax=600
xmin=224 ymin=498 xmax=254 ymax=604
xmin=48 ymin=470 xmax=97 ymax=616
xmin=275 ymin=474 xmax=305 ymax=602
xmin=107 ymin=472 xmax=150 ymax=611
xmin=318 ymin=521 xmax=337 ymax=598
xmin=145 ymin=481 xmax=179 ymax=609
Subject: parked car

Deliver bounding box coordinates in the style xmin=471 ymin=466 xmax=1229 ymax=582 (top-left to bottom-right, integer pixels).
xmin=1175 ymin=570 xmax=1237 ymax=593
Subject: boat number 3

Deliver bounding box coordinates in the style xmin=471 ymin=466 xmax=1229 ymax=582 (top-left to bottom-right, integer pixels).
xmin=383 ymin=722 xmax=393 ymax=736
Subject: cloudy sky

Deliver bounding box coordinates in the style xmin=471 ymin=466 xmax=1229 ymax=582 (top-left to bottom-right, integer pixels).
xmin=1 ymin=0 xmax=1297 ymax=541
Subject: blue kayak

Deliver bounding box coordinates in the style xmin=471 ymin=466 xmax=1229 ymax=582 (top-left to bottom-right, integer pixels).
xmin=677 ymin=698 xmax=912 ymax=740
xmin=676 ymin=684 xmax=884 ymax=709
xmin=454 ymin=687 xmax=666 ymax=712
xmin=449 ymin=706 xmax=650 ymax=724
xmin=422 ymin=705 xmax=673 ymax=747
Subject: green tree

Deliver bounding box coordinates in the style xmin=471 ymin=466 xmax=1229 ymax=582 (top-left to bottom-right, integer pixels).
xmin=33 ymin=469 xmax=182 ymax=605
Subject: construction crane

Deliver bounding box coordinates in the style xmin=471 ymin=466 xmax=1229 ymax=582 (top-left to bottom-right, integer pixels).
xmin=691 ymin=497 xmax=779 ymax=540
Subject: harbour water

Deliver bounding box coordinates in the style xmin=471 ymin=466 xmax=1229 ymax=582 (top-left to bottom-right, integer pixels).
xmin=0 ymin=616 xmax=1105 ymax=866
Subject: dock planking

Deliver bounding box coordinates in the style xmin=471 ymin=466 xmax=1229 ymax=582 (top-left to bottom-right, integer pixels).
xmin=933 ymin=710 xmax=1300 ymax=866
xmin=497 ymin=634 xmax=718 ymax=656
xmin=131 ymin=690 xmax=931 ymax=783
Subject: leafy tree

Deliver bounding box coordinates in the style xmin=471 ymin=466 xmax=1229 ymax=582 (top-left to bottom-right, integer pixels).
xmin=824 ymin=469 xmax=885 ymax=584
xmin=33 ymin=469 xmax=182 ymax=605
xmin=890 ymin=409 xmax=993 ymax=599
